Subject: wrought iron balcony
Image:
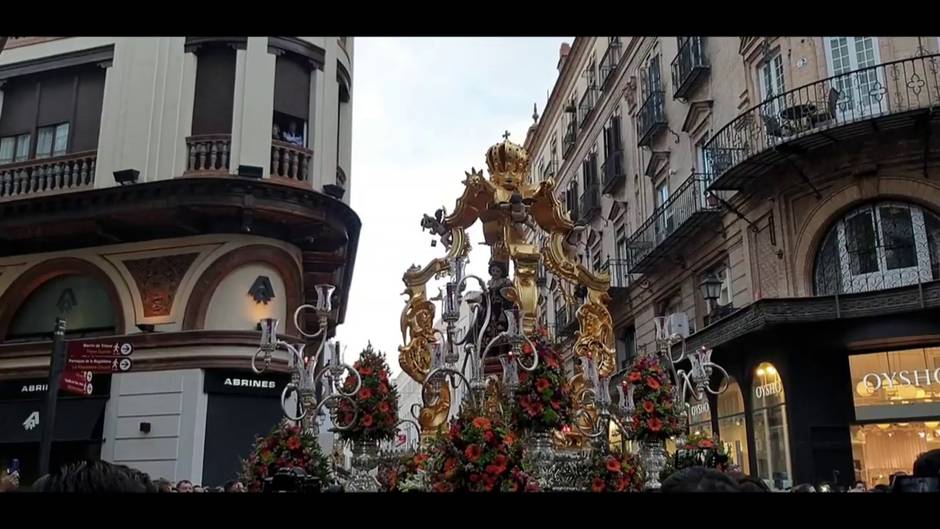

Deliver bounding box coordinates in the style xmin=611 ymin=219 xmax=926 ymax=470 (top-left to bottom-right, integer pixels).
xmin=705 ymin=53 xmax=940 ymax=191
xmin=599 ymin=39 xmax=623 ymax=90
xmin=0 ymin=151 xmax=96 ymax=202
xmin=671 ymin=37 xmax=709 ymax=99
xmin=601 ymin=257 xmax=632 ymax=289
xmin=626 ymin=173 xmax=731 ymax=274
xmin=637 ymin=90 xmax=667 ymax=147
xmin=601 ymin=149 xmax=625 ymax=194
xmin=579 ymin=183 xmax=601 ymax=222
xmin=578 ymin=85 xmax=598 ymax=128
xmin=567 ymin=192 xmax=580 ymax=223
xmin=563 ymin=121 xmax=577 ymax=158
xmin=541 ymin=160 xmax=558 ymax=181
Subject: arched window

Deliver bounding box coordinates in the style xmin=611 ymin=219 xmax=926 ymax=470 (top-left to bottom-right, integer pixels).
xmin=716 ymin=378 xmax=749 ymax=473
xmin=751 ymin=362 xmax=792 ymax=489
xmin=814 ymin=201 xmax=940 ymax=295
xmin=687 ymin=398 xmax=713 ymax=437
xmin=7 ymin=275 xmax=117 ymax=341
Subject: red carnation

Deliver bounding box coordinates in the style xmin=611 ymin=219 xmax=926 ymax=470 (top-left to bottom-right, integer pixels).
xmin=378 ymin=383 xmax=389 ymax=395
xmin=414 ymin=453 xmax=428 ymax=467
xmin=643 ymin=400 xmax=655 ymax=413
xmin=647 ymin=417 xmax=663 ymax=432
xmin=646 ymin=376 xmax=661 ymax=390
xmin=591 ymin=478 xmax=606 ymax=492
xmin=483 ymin=430 xmax=496 ymax=444
xmin=503 ymin=434 xmax=515 ymax=447
xmin=378 ymin=401 xmax=391 ymax=413
xmin=361 ymin=414 xmax=374 ymax=427
xmin=628 ymin=371 xmax=642 ymax=383
xmin=536 ymin=378 xmax=551 ymax=392
xmin=519 ymin=371 xmax=529 ymax=383
xmin=606 ymin=456 xmax=621 ymax=473
xmin=472 ymin=417 xmax=491 ymax=430
xmin=522 ymin=342 xmax=533 ymax=354
xmin=698 ymin=439 xmax=715 ymax=449
xmin=359 ymin=387 xmax=373 ymax=400
xmin=468 ymin=473 xmax=481 ymax=483
xmin=286 ymin=436 xmax=301 ymax=450
xmin=550 ymin=400 xmax=561 ymax=410
xmin=545 ymin=354 xmax=560 ymax=369
xmin=614 ymin=477 xmax=626 ymax=492
xmin=465 ymin=444 xmax=482 ymax=463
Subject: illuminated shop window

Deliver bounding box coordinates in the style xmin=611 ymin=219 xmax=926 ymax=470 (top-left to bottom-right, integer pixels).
xmin=751 ymin=362 xmax=792 ymax=489
xmin=717 ymin=379 xmax=749 ymax=474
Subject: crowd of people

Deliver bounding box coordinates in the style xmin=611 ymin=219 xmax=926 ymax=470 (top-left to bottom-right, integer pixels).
xmin=664 ymin=448 xmax=940 ymax=493
xmin=2 ymin=448 xmax=938 ymax=493
xmin=0 ymin=460 xmax=247 ymax=493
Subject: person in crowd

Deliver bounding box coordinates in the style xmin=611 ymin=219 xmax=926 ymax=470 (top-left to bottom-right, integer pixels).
xmin=176 ymin=479 xmax=193 ymax=493
xmin=660 ymin=466 xmax=741 ymax=492
xmin=154 ymin=478 xmax=173 ymax=493
xmin=913 ymin=449 xmax=940 ymax=478
xmin=224 ymin=480 xmax=246 ymax=493
xmin=872 ymin=484 xmax=890 ymax=492
xmin=791 ymin=483 xmax=816 ymax=492
xmin=193 ymin=484 xmax=205 ymax=493
xmin=32 ymin=460 xmax=156 ymax=493
xmin=816 ymin=481 xmax=833 ymax=492
xmin=282 ymin=121 xmax=304 ymax=146
xmin=272 ymin=123 xmax=281 ymax=139
xmin=0 ymin=471 xmax=18 ymax=493
xmin=849 ymin=480 xmax=867 ymax=492
xmin=728 ymin=472 xmax=771 ymax=492
xmin=211 ymin=486 xmax=225 ymax=493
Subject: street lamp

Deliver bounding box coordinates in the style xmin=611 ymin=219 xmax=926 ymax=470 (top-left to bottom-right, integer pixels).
xmin=252 ymin=284 xmax=361 ymax=437
xmin=699 ymin=272 xmax=723 ymax=315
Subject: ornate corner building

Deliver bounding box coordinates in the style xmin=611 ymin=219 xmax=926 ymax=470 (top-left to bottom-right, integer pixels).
xmin=525 ymin=36 xmax=940 ymax=488
xmin=0 ymin=37 xmax=359 ymax=485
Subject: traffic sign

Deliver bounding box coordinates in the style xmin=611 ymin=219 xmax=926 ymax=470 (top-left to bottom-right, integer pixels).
xmin=67 ymin=341 xmax=133 ymax=358
xmin=66 ymin=340 xmax=135 ymax=373
xmin=66 ymin=355 xmax=133 ymax=373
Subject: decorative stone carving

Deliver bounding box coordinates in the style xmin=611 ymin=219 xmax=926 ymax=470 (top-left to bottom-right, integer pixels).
xmin=125 ymin=253 xmax=198 ymax=317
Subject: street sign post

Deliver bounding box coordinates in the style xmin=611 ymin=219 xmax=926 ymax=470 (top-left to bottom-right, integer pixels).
xmin=38 ymin=318 xmax=67 ymax=476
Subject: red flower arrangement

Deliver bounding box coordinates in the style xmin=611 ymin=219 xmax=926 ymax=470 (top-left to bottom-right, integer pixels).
xmin=674 ymin=431 xmax=729 ymax=471
xmin=626 ymin=354 xmax=683 ymax=441
xmin=586 ymin=450 xmax=644 ymax=493
xmin=239 ymin=420 xmax=332 ymax=492
xmin=510 ymin=331 xmax=573 ymax=433
xmin=338 ymin=343 xmax=400 ymax=443
xmin=424 ymin=406 xmax=538 ymax=492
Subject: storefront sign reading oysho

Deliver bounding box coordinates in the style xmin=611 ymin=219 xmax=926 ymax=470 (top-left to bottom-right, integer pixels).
xmin=862 ymin=369 xmax=940 ymax=392
xmin=754 ymin=381 xmax=783 ymax=400
xmin=690 ymin=401 xmax=710 ymax=417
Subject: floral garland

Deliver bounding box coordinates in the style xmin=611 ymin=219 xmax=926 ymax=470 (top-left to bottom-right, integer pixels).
xmin=587 ymin=451 xmax=644 ymax=492
xmin=424 ymin=406 xmax=538 ymax=492
xmin=377 ymin=452 xmax=423 ymax=492
xmin=338 ymin=343 xmax=400 ymax=444
xmin=627 ymin=354 xmax=683 ymax=441
xmin=510 ymin=330 xmax=573 ymax=433
xmin=240 ymin=420 xmax=332 ymax=492
xmin=674 ymin=431 xmax=730 ymax=471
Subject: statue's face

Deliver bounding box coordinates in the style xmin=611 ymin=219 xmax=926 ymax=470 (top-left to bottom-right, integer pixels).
xmin=490 ymin=265 xmax=503 ymax=279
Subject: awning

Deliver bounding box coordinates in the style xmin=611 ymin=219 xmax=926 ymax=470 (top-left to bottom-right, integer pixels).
xmin=0 ymin=398 xmax=106 ymax=444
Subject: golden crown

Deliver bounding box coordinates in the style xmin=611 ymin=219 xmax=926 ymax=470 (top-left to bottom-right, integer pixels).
xmin=485 ymin=134 xmax=530 ymax=188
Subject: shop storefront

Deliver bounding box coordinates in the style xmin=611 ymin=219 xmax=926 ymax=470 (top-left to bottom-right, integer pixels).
xmin=716 ymin=379 xmax=749 ymax=474
xmin=0 ymin=375 xmax=111 ymax=484
xmin=201 ymin=369 xmax=291 ymax=486
xmin=848 ymin=346 xmax=940 ymax=487
xmin=751 ymin=362 xmax=792 ymax=489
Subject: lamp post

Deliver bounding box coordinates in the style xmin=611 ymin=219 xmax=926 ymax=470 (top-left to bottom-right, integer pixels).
xmin=699 ymin=272 xmax=723 ymax=318
xmin=252 ymin=284 xmax=361 ymax=438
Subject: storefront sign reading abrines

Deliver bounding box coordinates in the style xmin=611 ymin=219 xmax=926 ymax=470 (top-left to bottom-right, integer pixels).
xmin=862 ymin=369 xmax=940 ymax=391
xmin=203 ymin=370 xmax=288 ymax=396
xmin=754 ymin=380 xmax=782 ymax=400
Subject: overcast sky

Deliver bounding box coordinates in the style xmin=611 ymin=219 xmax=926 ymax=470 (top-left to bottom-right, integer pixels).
xmin=335 ymin=37 xmax=569 ymax=375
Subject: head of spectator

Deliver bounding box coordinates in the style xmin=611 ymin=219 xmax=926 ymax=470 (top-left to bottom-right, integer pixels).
xmin=661 ymin=466 xmax=740 ymax=492
xmin=32 ymin=460 xmax=155 ymax=493
xmin=176 ymin=479 xmax=193 ymax=493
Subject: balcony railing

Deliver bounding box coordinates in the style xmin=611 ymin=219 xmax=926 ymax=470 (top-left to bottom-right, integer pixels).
xmin=185 ymin=134 xmax=231 ymax=175
xmin=563 ymin=121 xmax=577 ymax=158
xmin=602 ymin=149 xmax=625 ymax=194
xmin=671 ymin=37 xmax=709 ymax=99
xmin=601 ymin=257 xmax=632 ymax=289
xmin=578 ymin=85 xmax=597 ymax=128
xmin=637 ymin=90 xmax=667 ymax=147
xmin=567 ymin=192 xmax=580 ymax=223
xmin=579 ymin=183 xmax=600 ymax=222
xmin=271 ymin=140 xmax=313 ymax=184
xmin=0 ymin=151 xmax=96 ymax=202
xmin=627 ymin=173 xmax=731 ymax=274
xmin=705 ymin=53 xmax=940 ymax=191
xmin=541 ymin=160 xmax=557 ymax=181
xmin=599 ymin=39 xmax=623 ymax=90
